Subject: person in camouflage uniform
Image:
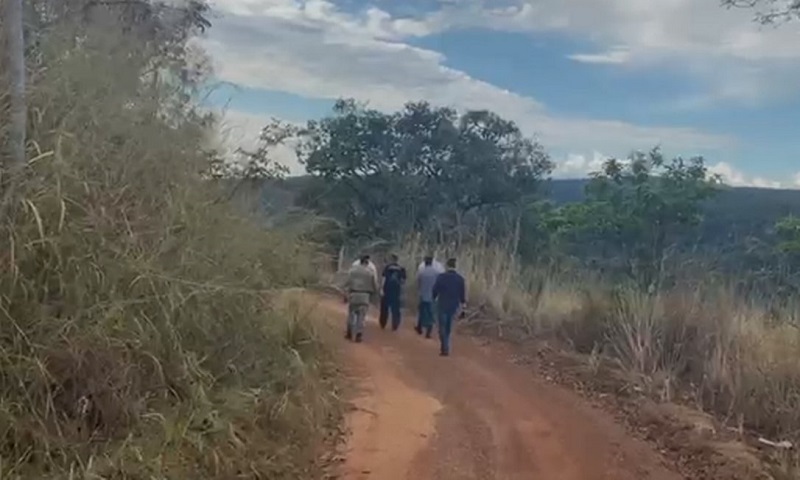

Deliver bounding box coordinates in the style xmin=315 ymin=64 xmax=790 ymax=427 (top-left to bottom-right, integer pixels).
xmin=344 ymin=254 xmax=380 ymax=343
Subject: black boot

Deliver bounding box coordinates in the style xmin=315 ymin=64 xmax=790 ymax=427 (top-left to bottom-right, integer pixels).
xmin=355 ymin=332 xmax=363 ymax=343
xmin=345 ymin=328 xmax=352 ymax=341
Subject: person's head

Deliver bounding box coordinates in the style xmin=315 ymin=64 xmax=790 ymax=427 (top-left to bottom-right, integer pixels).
xmin=423 ymin=255 xmax=433 ymax=266
xmin=389 ymin=253 xmax=399 ymax=264
xmin=359 ymin=254 xmax=370 ymax=265
xmin=446 ymin=258 xmax=457 ymax=270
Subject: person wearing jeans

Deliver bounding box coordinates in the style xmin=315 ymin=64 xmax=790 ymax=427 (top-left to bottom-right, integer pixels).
xmin=416 ymin=255 xmax=441 ymax=338
xmin=432 ymin=257 xmax=466 ymax=357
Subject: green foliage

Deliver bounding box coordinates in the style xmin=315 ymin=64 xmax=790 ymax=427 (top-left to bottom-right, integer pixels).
xmin=294 ymin=99 xmax=553 ymax=242
xmin=549 ymin=149 xmax=720 ymax=288
xmin=777 ymin=215 xmax=800 ymax=255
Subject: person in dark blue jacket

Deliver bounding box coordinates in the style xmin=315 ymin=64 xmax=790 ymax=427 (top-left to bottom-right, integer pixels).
xmin=379 ymin=253 xmax=407 ymax=331
xmin=432 ymin=257 xmax=466 ymax=356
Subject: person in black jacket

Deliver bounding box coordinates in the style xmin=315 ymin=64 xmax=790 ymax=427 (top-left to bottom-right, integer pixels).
xmin=432 ymin=257 xmax=466 ymax=356
xmin=379 ymin=253 xmax=407 ymax=331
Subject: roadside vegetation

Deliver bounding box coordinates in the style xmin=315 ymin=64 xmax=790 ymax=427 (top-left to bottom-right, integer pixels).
xmin=257 ymin=94 xmax=800 ymax=477
xmin=0 ymin=1 xmax=339 ymax=478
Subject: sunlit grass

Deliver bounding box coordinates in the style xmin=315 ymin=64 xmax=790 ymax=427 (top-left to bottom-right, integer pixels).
xmin=0 ymin=19 xmax=339 ymax=480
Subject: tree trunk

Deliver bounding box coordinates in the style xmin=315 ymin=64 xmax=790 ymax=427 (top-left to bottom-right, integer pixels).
xmin=2 ymin=0 xmax=27 ymax=216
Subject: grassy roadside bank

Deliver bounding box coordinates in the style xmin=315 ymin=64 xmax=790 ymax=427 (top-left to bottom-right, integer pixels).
xmin=392 ymin=239 xmax=800 ymax=479
xmin=0 ymin=13 xmax=342 ymax=480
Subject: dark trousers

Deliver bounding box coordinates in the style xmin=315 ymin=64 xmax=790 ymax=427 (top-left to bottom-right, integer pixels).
xmin=416 ymin=300 xmax=434 ymax=336
xmin=379 ymin=292 xmax=401 ymax=330
xmin=437 ymin=308 xmax=457 ymax=355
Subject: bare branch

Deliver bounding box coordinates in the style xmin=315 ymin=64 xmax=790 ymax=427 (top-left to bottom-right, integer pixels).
xmin=722 ymin=0 xmax=800 ymax=24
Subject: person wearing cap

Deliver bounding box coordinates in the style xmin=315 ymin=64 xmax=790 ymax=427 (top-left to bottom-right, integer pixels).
xmin=415 ymin=255 xmax=440 ymax=338
xmin=344 ymin=254 xmax=380 ymax=343
xmin=432 ymin=257 xmax=466 ymax=356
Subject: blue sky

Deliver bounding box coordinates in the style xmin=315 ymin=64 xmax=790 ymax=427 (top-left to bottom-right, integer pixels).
xmin=204 ymin=0 xmax=800 ymax=187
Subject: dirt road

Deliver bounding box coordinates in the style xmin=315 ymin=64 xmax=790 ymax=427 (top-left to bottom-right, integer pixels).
xmin=320 ymin=297 xmax=683 ymax=480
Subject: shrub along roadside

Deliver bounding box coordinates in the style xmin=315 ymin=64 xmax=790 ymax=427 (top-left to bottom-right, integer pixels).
xmin=0 ymin=11 xmax=340 ymax=480
xmin=395 ymin=239 xmax=800 ymax=477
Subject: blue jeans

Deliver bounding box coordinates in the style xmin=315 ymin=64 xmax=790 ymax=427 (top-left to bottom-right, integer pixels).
xmin=416 ymin=300 xmax=434 ymax=336
xmin=379 ymin=292 xmax=401 ymax=330
xmin=437 ymin=308 xmax=457 ymax=355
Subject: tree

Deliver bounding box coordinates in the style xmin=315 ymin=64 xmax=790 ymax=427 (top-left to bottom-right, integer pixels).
xmin=211 ymin=118 xmax=294 ymax=180
xmin=556 ymin=148 xmax=720 ymax=289
xmin=296 ymin=98 xmax=553 ymax=243
xmin=722 ymin=0 xmax=800 ymax=23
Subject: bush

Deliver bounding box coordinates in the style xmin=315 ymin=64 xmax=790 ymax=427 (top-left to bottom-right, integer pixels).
xmin=0 ymin=12 xmax=337 ymax=480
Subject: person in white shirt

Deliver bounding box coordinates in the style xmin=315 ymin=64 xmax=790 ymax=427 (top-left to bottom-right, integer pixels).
xmin=415 ymin=255 xmax=441 ymax=338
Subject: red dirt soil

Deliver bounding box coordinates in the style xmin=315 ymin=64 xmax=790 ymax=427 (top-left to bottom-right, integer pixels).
xmin=316 ymin=296 xmax=685 ymax=480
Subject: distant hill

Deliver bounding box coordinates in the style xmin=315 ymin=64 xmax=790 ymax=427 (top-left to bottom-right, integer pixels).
xmin=257 ymin=176 xmax=800 ymax=248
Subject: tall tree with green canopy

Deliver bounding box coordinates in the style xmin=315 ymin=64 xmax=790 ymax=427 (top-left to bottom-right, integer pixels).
xmin=296 ymin=98 xmax=553 ymax=244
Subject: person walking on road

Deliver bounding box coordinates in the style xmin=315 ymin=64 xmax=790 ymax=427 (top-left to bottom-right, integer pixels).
xmin=432 ymin=257 xmax=466 ymax=356
xmin=344 ymin=254 xmax=380 ymax=343
xmin=379 ymin=253 xmax=407 ymax=331
xmin=415 ymin=255 xmax=440 ymax=338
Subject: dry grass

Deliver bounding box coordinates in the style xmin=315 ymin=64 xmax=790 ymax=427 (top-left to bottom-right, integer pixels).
xmin=0 ymin=18 xmax=339 ymax=480
xmin=396 ymin=239 xmax=800 ymax=475
xmin=397 ymin=237 xmax=582 ymax=336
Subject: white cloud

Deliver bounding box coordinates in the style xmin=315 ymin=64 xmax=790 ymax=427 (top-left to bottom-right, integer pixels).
xmin=708 ymin=161 xmax=792 ymax=189
xmin=568 ymin=46 xmax=631 ymax=65
xmin=412 ymin=0 xmax=800 ymax=105
xmin=552 ymin=156 xmax=796 ymax=189
xmin=216 ymin=109 xmax=795 ymax=189
xmin=205 ymin=0 xmax=733 ymax=155
xmin=554 ymin=151 xmax=609 ymax=178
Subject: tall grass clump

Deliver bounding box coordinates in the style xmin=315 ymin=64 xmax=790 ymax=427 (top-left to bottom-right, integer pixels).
xmin=0 ymin=8 xmax=337 ymax=480
xmin=410 ymin=239 xmax=800 ymax=453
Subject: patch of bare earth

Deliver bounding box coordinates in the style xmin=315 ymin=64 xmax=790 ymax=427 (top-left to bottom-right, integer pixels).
xmin=487 ymin=335 xmax=774 ymax=480
xmin=316 ymin=295 xmax=686 ymax=480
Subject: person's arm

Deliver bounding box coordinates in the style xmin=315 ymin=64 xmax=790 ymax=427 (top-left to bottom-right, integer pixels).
xmin=371 ymin=270 xmax=380 ymax=300
xmin=380 ymin=266 xmax=388 ymax=294
xmin=432 ymin=274 xmax=441 ymax=300
xmin=343 ymin=273 xmax=352 ymax=302
xmin=400 ymin=267 xmax=407 ymax=285
xmin=458 ymin=276 xmax=467 ymax=317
